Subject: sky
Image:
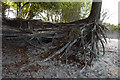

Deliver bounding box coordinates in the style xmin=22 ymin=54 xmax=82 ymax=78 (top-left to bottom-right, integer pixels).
xmin=5 ymin=0 xmax=120 ymax=25
xmin=102 ymin=0 xmax=120 ymax=25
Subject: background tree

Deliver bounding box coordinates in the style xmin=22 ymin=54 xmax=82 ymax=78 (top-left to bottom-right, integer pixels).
xmin=2 ymin=2 xmax=10 ymax=17
xmin=3 ymin=2 xmax=91 ymax=22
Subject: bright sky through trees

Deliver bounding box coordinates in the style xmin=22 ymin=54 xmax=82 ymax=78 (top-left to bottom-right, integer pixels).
xmin=102 ymin=0 xmax=119 ymax=25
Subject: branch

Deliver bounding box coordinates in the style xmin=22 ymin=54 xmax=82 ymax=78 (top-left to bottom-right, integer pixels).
xmin=21 ymin=2 xmax=29 ymax=9
xmin=25 ymin=3 xmax=31 ymax=19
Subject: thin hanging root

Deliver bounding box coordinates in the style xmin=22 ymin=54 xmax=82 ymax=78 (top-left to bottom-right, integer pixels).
xmin=65 ymin=39 xmax=77 ymax=53
xmin=40 ymin=39 xmax=77 ymax=62
xmin=40 ymin=41 xmax=71 ymax=62
xmin=41 ymin=43 xmax=65 ymax=60
xmin=51 ymin=50 xmax=65 ymax=60
xmin=40 ymin=35 xmax=70 ymax=60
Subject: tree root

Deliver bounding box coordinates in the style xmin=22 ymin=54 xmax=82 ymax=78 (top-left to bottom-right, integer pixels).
xmin=2 ymin=21 xmax=108 ymax=67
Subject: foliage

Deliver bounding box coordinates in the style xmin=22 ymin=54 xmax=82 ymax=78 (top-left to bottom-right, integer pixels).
xmin=118 ymin=23 xmax=120 ymax=31
xmin=40 ymin=2 xmax=91 ymax=23
xmin=60 ymin=2 xmax=82 ymax=22
xmin=103 ymin=23 xmax=119 ymax=32
xmin=2 ymin=2 xmax=10 ymax=17
xmin=3 ymin=2 xmax=91 ymax=22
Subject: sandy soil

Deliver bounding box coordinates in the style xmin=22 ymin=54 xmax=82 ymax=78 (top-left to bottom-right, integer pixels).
xmin=2 ymin=37 xmax=119 ymax=78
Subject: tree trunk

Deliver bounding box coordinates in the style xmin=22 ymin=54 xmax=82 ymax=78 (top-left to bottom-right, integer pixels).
xmin=2 ymin=3 xmax=5 ymax=17
xmin=87 ymin=0 xmax=102 ymax=22
xmin=47 ymin=10 xmax=50 ymax=21
xmin=18 ymin=2 xmax=21 ymax=17
xmin=59 ymin=0 xmax=102 ymax=24
xmin=17 ymin=4 xmax=18 ymax=17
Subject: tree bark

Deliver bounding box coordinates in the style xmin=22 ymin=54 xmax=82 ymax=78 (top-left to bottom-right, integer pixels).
xmin=17 ymin=3 xmax=18 ymax=17
xmin=87 ymin=0 xmax=102 ymax=22
xmin=18 ymin=2 xmax=21 ymax=17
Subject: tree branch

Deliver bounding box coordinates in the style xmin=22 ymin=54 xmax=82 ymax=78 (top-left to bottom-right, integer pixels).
xmin=21 ymin=2 xmax=29 ymax=9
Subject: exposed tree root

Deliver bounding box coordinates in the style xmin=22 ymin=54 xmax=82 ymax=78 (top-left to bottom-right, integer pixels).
xmin=2 ymin=19 xmax=108 ymax=67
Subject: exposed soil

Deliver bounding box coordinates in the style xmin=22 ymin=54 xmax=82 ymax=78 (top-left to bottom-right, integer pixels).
xmin=1 ymin=22 xmax=119 ymax=78
xmin=1 ymin=35 xmax=119 ymax=78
